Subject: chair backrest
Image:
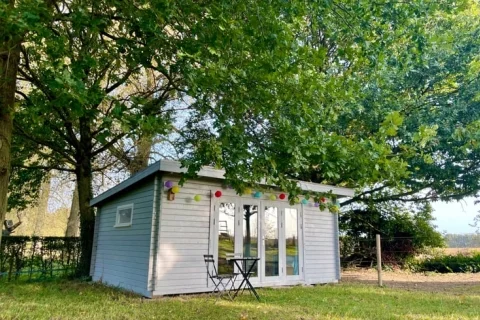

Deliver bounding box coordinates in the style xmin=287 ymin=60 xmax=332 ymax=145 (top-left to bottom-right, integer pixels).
xmin=203 ymin=254 xmax=218 ymax=278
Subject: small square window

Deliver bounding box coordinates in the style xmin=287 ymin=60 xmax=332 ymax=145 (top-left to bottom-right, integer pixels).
xmin=115 ymin=204 xmax=133 ymax=227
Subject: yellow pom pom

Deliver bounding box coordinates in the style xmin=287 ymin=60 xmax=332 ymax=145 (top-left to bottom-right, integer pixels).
xmin=244 ymin=188 xmax=252 ymax=195
xmin=269 ymin=194 xmax=276 ymax=200
xmin=194 ymin=195 xmax=201 ymax=202
xmin=171 ymin=186 xmax=180 ymax=194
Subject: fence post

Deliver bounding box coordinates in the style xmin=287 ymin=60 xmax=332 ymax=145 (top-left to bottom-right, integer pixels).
xmin=376 ymin=234 xmax=382 ymax=287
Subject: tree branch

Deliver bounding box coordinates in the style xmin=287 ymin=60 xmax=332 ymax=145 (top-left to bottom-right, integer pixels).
xmin=91 ymin=133 xmax=127 ymax=157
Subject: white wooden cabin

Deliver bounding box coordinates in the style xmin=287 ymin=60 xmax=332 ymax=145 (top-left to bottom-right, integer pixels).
xmin=89 ymin=160 xmax=353 ymax=297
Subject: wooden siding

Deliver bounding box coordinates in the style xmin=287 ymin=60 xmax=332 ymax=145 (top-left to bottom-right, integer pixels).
xmin=154 ymin=176 xmax=215 ymax=294
xmin=92 ymin=178 xmax=155 ymax=297
xmin=303 ymin=206 xmax=339 ymax=284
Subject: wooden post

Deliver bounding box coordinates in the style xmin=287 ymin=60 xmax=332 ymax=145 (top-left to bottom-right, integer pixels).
xmin=376 ymin=234 xmax=382 ymax=287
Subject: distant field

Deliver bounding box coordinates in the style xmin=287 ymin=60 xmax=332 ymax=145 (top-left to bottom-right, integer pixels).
xmin=442 ymin=247 xmax=480 ymax=255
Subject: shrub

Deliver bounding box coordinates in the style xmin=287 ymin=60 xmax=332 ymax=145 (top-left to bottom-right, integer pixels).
xmin=413 ymin=253 xmax=480 ymax=273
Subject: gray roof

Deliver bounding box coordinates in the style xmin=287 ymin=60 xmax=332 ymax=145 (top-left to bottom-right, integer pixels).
xmin=90 ymin=160 xmax=354 ymax=206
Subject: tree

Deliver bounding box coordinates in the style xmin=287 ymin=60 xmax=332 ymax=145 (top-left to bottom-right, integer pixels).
xmin=178 ymin=0 xmax=464 ymax=200
xmin=65 ymin=184 xmax=80 ymax=237
xmin=0 ymin=0 xmax=21 ymax=247
xmin=12 ymin=0 xmax=466 ymax=276
xmin=0 ymin=0 xmax=54 ymax=248
xmin=13 ymin=0 xmax=181 ymax=275
xmin=340 ymin=202 xmax=444 ymax=267
xmin=334 ymin=3 xmax=480 ymax=207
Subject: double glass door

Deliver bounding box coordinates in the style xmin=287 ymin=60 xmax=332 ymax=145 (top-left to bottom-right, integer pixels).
xmin=214 ymin=198 xmax=303 ymax=283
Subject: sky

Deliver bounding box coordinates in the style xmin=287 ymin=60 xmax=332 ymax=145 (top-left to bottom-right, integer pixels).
xmin=431 ymin=197 xmax=479 ymax=234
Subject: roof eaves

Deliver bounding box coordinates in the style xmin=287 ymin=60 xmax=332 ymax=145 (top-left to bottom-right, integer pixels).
xmin=90 ymin=162 xmax=161 ymax=206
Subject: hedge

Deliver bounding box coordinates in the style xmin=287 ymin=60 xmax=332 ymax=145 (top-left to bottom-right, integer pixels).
xmin=0 ymin=236 xmax=81 ymax=281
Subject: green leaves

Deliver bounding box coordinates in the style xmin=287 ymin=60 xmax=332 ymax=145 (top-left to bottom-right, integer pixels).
xmin=413 ymin=125 xmax=439 ymax=148
xmin=381 ymin=111 xmax=404 ymax=137
xmin=9 ymin=0 xmax=480 ymax=212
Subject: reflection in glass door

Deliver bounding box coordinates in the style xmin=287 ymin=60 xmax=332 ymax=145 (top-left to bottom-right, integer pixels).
xmin=264 ymin=206 xmax=279 ymax=277
xmin=243 ymin=204 xmax=259 ymax=276
xmin=218 ymin=202 xmax=235 ymax=274
xmin=285 ymin=208 xmax=299 ymax=276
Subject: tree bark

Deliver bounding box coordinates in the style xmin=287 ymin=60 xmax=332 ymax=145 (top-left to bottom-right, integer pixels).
xmin=128 ymin=135 xmax=153 ymax=174
xmin=33 ymin=175 xmax=51 ymax=236
xmin=76 ymin=117 xmax=95 ymax=277
xmin=0 ymin=0 xmax=20 ymax=248
xmin=65 ymin=183 xmax=80 ymax=237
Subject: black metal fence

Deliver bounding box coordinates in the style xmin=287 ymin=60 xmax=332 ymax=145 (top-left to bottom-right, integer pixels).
xmin=0 ymin=236 xmax=81 ymax=281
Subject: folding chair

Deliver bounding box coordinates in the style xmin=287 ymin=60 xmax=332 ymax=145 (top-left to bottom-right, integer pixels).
xmin=203 ymin=255 xmax=236 ymax=300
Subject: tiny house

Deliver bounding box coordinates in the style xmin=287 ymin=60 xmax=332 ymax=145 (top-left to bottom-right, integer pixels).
xmin=89 ymin=160 xmax=353 ymax=297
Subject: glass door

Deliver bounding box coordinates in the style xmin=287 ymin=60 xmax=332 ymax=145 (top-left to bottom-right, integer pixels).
xmin=213 ymin=198 xmax=303 ymax=283
xmin=284 ymin=207 xmax=303 ymax=280
xmin=216 ymin=201 xmax=236 ymax=274
xmin=242 ymin=203 xmax=260 ymax=277
xmin=263 ymin=204 xmax=281 ymax=281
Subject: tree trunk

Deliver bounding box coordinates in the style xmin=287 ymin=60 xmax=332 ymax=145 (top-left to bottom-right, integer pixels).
xmin=128 ymin=135 xmax=153 ymax=174
xmin=33 ymin=175 xmax=51 ymax=236
xmin=76 ymin=117 xmax=95 ymax=277
xmin=65 ymin=183 xmax=80 ymax=237
xmin=0 ymin=0 xmax=20 ymax=248
xmin=76 ymin=160 xmax=95 ymax=276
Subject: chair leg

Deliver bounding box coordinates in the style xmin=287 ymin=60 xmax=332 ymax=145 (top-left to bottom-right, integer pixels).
xmin=209 ymin=280 xmax=223 ymax=301
xmin=209 ymin=278 xmax=235 ymax=301
xmin=221 ymin=279 xmax=233 ymax=300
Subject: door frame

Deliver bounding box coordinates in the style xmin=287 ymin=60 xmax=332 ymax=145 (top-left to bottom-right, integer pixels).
xmin=261 ymin=201 xmax=283 ymax=283
xmin=211 ymin=196 xmax=238 ymax=277
xmin=210 ymin=195 xmax=304 ymax=284
xmin=283 ymin=206 xmax=304 ymax=282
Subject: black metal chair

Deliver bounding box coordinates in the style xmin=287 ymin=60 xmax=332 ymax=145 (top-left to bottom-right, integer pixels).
xmin=203 ymin=255 xmax=237 ymax=300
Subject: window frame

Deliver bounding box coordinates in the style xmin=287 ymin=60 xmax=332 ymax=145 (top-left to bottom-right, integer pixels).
xmin=114 ymin=204 xmax=134 ymax=228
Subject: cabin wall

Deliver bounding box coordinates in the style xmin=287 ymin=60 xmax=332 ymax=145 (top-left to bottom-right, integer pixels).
xmin=303 ymin=206 xmax=339 ymax=284
xmin=154 ymin=176 xmax=215 ymax=295
xmin=153 ymin=175 xmax=341 ymax=296
xmin=92 ymin=177 xmax=155 ymax=297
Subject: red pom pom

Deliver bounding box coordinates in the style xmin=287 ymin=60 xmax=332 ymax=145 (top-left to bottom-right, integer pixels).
xmin=321 ymin=197 xmax=327 ymax=203
xmin=215 ymin=190 xmax=222 ymax=198
xmin=279 ymin=193 xmax=286 ymax=200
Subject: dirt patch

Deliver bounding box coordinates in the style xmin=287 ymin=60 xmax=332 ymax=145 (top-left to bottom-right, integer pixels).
xmin=341 ymin=268 xmax=480 ymax=294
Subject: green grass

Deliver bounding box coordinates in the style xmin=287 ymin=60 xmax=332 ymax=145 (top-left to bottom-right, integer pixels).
xmin=1 ymin=280 xmax=480 ymax=319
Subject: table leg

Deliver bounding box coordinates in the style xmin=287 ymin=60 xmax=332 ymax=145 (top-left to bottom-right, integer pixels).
xmin=230 ymin=259 xmax=261 ymax=301
xmin=232 ymin=260 xmax=246 ymax=299
xmin=243 ymin=260 xmax=260 ymax=301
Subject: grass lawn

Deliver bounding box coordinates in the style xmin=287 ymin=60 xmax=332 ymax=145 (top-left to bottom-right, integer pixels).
xmin=1 ymin=280 xmax=480 ymax=320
